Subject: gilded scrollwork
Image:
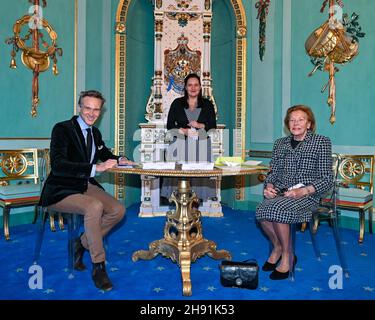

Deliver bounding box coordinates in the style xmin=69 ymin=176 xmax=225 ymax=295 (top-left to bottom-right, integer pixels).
xmin=165 ymin=12 xmax=199 ymax=27
xmin=339 ymin=158 xmax=365 ymax=183
xmin=237 ymin=25 xmax=247 ymax=38
xmin=1 ymin=153 xmax=28 ymax=177
xmin=115 ymin=22 xmax=126 ymax=34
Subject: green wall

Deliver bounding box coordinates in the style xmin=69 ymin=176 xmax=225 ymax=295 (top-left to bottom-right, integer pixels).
xmin=123 ymin=0 xmax=154 ymax=204
xmin=0 ymin=0 xmax=75 ymax=138
xmin=291 ymin=0 xmax=375 ymax=146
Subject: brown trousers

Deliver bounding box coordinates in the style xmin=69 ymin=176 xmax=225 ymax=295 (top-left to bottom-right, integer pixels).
xmin=48 ymin=183 xmax=125 ymax=263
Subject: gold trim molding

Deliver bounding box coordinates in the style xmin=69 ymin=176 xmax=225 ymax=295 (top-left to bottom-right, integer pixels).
xmin=230 ymin=0 xmax=248 ymax=201
xmin=114 ymin=0 xmax=248 ymax=200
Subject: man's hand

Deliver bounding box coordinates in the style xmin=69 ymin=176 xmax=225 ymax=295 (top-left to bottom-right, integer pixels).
xmin=96 ymin=159 xmax=118 ymax=172
xmin=118 ymin=158 xmax=135 ymax=166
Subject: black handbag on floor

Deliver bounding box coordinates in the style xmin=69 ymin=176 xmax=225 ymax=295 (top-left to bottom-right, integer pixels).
xmin=219 ymin=259 xmax=259 ymax=289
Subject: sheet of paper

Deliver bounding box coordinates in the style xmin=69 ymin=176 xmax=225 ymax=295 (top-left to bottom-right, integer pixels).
xmin=180 ymin=162 xmax=214 ymax=170
xmin=142 ymin=162 xmax=176 ymax=170
xmin=242 ymin=160 xmax=263 ymax=166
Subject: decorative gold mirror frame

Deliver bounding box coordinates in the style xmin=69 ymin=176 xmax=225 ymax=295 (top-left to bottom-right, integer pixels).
xmin=114 ymin=0 xmax=248 ymax=201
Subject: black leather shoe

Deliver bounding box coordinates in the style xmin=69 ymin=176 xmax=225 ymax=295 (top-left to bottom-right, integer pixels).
xmin=269 ymin=255 xmax=297 ymax=280
xmin=73 ymin=235 xmax=87 ymax=271
xmin=262 ymin=256 xmax=282 ymax=272
xmin=92 ymin=262 xmax=113 ymax=291
xmin=269 ymin=268 xmax=290 ymax=280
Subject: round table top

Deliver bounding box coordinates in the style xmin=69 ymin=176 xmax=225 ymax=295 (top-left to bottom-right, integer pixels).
xmin=110 ymin=165 xmax=268 ymax=178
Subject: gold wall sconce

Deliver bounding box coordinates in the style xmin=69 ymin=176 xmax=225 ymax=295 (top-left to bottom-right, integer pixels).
xmin=5 ymin=0 xmax=62 ymax=117
xmin=305 ymin=0 xmax=364 ymax=124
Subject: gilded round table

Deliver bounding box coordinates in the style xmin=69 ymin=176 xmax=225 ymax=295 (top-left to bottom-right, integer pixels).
xmin=110 ymin=165 xmax=268 ymax=296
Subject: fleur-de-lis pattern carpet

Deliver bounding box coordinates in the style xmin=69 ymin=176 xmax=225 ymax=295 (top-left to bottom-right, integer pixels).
xmin=1 ymin=204 xmax=374 ymax=300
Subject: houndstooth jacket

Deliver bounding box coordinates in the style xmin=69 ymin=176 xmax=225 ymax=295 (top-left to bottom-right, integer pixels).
xmin=256 ymin=130 xmax=334 ymax=224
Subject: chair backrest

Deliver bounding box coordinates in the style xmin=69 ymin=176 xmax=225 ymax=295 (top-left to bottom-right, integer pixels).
xmin=0 ymin=149 xmax=39 ymax=186
xmin=337 ymin=154 xmax=374 ymax=196
xmin=38 ymin=148 xmax=50 ymax=186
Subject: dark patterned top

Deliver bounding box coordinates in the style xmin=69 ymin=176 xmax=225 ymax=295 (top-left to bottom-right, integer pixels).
xmin=256 ymin=130 xmax=334 ymax=224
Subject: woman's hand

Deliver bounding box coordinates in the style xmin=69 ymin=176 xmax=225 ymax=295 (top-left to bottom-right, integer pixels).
xmin=179 ymin=128 xmax=190 ymax=136
xmin=179 ymin=128 xmax=198 ymax=138
xmin=264 ymin=184 xmax=278 ymax=199
xmin=284 ymin=186 xmax=313 ymax=199
xmin=188 ymin=121 xmax=204 ymax=129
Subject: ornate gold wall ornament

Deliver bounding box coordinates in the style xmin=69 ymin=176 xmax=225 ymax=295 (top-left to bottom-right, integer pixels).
xmin=5 ymin=0 xmax=62 ymax=117
xmin=305 ymin=0 xmax=364 ymax=124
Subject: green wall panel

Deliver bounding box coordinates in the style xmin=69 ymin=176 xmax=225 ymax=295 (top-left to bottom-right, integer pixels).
xmin=291 ymin=0 xmax=375 ymax=146
xmin=212 ymin=0 xmax=237 ymax=209
xmin=0 ymin=0 xmax=75 ymax=138
xmin=212 ymin=0 xmax=236 ymax=129
xmin=124 ymin=0 xmax=154 ymax=205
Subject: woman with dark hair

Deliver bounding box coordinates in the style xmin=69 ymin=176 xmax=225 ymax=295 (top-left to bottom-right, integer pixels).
xmin=161 ymin=73 xmax=217 ymax=204
xmin=167 ymin=73 xmax=216 ymax=136
xmin=256 ymin=105 xmax=333 ymax=280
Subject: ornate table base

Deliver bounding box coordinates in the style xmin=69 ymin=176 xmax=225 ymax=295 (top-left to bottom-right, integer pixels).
xmin=132 ymin=179 xmax=231 ymax=296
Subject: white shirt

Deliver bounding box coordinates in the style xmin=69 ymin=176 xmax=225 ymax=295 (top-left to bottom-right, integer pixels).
xmin=77 ymin=116 xmax=96 ymax=177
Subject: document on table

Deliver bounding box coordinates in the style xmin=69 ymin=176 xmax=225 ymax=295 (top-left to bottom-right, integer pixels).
xmin=142 ymin=162 xmax=176 ymax=170
xmin=180 ymin=162 xmax=214 ymax=170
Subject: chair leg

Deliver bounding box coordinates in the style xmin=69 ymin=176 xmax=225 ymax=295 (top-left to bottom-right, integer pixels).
xmin=32 ymin=205 xmax=38 ymax=224
xmin=33 ymin=207 xmax=49 ymax=264
xmin=67 ymin=214 xmax=75 ymax=277
xmin=66 ymin=213 xmax=82 ymax=278
xmin=308 ymin=218 xmax=322 ymax=261
xmin=312 ymin=214 xmax=320 ymax=234
xmin=300 ymin=222 xmax=307 ymax=232
xmin=49 ymin=212 xmax=57 ymax=232
xmin=289 ymin=224 xmax=297 ymax=281
xmin=359 ymin=210 xmax=365 ymax=243
xmin=369 ymin=208 xmax=373 ymax=234
xmin=58 ymin=213 xmax=64 ymax=230
xmin=3 ymin=206 xmax=11 ymax=241
xmin=331 ymin=209 xmax=349 ymax=278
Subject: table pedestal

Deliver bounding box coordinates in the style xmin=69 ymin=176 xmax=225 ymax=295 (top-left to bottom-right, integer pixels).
xmin=132 ymin=179 xmax=231 ymax=296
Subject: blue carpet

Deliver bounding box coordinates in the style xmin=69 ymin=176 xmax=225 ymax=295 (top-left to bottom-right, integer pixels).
xmin=1 ymin=204 xmax=374 ymax=300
